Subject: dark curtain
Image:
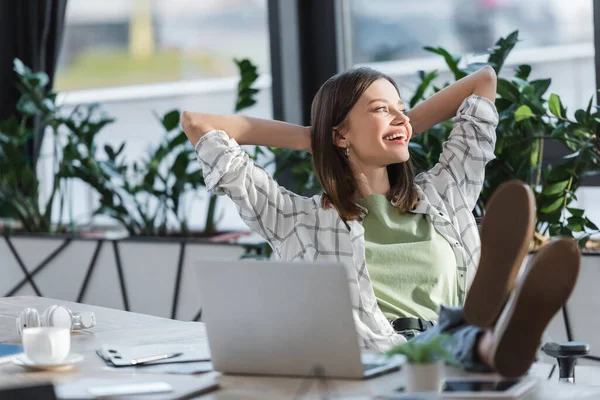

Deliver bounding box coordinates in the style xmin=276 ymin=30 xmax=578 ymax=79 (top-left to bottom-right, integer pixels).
xmin=0 ymin=0 xmax=68 ymax=164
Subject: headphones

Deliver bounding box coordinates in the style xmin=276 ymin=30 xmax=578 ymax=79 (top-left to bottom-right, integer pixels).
xmin=17 ymin=305 xmax=96 ymax=336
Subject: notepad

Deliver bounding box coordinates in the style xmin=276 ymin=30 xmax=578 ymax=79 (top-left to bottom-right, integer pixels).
xmin=97 ymin=343 xmax=211 ymax=367
xmin=0 ymin=344 xmax=23 ymax=357
xmin=0 ymin=344 xmax=24 ymax=364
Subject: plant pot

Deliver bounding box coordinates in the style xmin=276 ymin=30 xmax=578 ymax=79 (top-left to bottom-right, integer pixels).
xmin=404 ymin=361 xmax=442 ymax=393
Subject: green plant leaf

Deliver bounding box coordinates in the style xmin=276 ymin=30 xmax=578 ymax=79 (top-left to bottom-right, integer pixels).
xmin=386 ymin=334 xmax=454 ymax=364
xmin=514 ymin=105 xmax=534 ymax=122
xmin=234 ymin=58 xmax=260 ymax=112
xmin=161 ymin=110 xmax=181 ymax=131
xmin=487 ymin=30 xmax=519 ymax=74
xmin=542 ymin=180 xmax=569 ymax=195
xmin=104 ymin=145 xmax=115 ymax=160
xmin=409 ymin=70 xmax=438 ymax=108
xmin=30 ymin=72 xmax=49 ymax=88
xmin=16 ymin=96 xmax=42 ymax=116
xmin=540 ymin=197 xmax=564 ymax=213
xmin=515 ymin=64 xmax=532 ymax=80
xmin=567 ymin=207 xmax=585 ymax=217
xmin=423 ymin=46 xmax=465 ymax=80
xmin=13 ymin=58 xmax=30 ymax=75
xmin=549 ymin=94 xmax=563 ymax=119
xmin=496 ymin=78 xmax=520 ymax=103
xmin=567 ymin=216 xmax=586 ymax=232
xmin=575 ymin=109 xmax=587 ymax=125
xmin=530 ymin=79 xmax=551 ymax=98
xmin=586 ymin=219 xmax=599 ymax=230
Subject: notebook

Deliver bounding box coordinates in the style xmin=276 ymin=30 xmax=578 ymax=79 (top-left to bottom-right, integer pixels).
xmin=0 ymin=344 xmax=24 ymax=365
xmin=96 ymin=343 xmax=211 ymax=367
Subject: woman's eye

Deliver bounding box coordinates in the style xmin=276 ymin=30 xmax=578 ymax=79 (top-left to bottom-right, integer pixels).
xmin=375 ymin=106 xmax=387 ymax=112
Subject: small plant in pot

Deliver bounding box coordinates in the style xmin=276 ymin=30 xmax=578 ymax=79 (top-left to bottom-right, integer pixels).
xmin=387 ymin=334 xmax=454 ymax=393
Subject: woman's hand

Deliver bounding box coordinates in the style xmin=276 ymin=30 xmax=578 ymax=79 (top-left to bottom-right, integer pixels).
xmin=181 ymin=111 xmax=213 ymax=147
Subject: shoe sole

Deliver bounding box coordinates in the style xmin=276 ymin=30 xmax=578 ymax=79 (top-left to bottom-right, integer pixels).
xmin=491 ymin=239 xmax=581 ymax=378
xmin=464 ymin=180 xmax=536 ymax=327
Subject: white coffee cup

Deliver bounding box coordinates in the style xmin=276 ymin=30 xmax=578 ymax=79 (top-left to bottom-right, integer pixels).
xmin=22 ymin=327 xmax=70 ymax=364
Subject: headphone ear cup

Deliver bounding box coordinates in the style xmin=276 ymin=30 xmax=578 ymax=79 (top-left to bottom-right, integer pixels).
xmin=41 ymin=305 xmax=73 ymax=330
xmin=17 ymin=308 xmax=41 ymax=336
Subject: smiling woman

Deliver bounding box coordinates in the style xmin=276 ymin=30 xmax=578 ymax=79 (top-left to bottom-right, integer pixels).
xmin=181 ymin=64 xmax=498 ymax=347
xmin=175 ymin=65 xmax=581 ymax=380
xmin=310 ymin=67 xmax=419 ymax=219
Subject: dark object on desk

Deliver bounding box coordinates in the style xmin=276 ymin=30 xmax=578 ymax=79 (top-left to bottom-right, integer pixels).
xmin=542 ymin=341 xmax=590 ymax=383
xmin=0 ymin=383 xmax=57 ymax=400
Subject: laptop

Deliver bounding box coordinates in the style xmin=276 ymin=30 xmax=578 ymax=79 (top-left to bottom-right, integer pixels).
xmin=195 ymin=260 xmax=405 ymax=379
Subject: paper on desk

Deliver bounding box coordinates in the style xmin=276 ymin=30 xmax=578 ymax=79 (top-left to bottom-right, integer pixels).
xmin=97 ymin=343 xmax=211 ymax=367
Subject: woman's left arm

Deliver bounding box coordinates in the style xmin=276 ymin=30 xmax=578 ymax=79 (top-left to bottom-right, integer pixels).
xmin=406 ymin=66 xmax=497 ymax=134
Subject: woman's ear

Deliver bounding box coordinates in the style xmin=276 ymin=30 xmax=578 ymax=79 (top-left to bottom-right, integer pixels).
xmin=332 ymin=127 xmax=347 ymax=148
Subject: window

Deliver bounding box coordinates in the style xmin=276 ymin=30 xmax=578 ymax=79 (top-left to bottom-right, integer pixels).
xmin=48 ymin=0 xmax=273 ymax=233
xmin=56 ymin=0 xmax=270 ymax=91
xmin=349 ymin=0 xmax=592 ymax=64
xmin=347 ymin=0 xmax=594 ymax=110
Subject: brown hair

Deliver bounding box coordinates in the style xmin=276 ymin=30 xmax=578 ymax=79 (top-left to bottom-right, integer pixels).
xmin=310 ymin=67 xmax=419 ymax=222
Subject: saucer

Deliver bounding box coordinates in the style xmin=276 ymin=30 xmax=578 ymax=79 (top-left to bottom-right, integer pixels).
xmin=12 ymin=353 xmax=84 ymax=371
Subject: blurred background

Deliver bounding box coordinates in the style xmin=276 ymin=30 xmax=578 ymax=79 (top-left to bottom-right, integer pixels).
xmin=47 ymin=0 xmax=596 ymax=231
xmin=0 ymin=0 xmax=596 ymax=233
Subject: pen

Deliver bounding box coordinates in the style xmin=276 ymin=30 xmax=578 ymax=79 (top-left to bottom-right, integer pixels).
xmin=130 ymin=352 xmax=183 ymax=365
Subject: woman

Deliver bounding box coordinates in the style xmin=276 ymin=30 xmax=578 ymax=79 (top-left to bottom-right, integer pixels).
xmin=182 ymin=66 xmax=580 ymax=377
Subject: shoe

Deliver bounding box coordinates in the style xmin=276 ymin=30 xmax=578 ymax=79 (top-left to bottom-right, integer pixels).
xmin=491 ymin=238 xmax=581 ymax=378
xmin=463 ymin=180 xmax=535 ymax=327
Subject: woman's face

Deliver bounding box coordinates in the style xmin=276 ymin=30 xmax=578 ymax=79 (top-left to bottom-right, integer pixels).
xmin=336 ymin=78 xmax=412 ymax=168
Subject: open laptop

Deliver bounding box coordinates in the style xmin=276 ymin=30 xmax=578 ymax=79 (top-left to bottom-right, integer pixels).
xmin=195 ymin=260 xmax=405 ymax=379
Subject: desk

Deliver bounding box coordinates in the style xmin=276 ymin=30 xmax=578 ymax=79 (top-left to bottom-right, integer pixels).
xmin=0 ymin=296 xmax=598 ymax=399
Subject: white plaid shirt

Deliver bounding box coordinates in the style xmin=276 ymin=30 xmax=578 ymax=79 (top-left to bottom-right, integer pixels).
xmin=195 ymin=95 xmax=498 ymax=351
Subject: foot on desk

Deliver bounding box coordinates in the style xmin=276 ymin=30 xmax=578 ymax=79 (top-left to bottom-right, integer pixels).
xmin=464 ymin=180 xmax=536 ymax=328
xmin=486 ymin=238 xmax=581 ymax=378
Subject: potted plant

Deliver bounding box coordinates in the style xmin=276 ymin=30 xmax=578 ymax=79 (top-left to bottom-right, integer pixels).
xmin=407 ymin=31 xmax=600 ymax=249
xmin=0 ymin=59 xmax=114 ymax=235
xmin=387 ymin=335 xmax=453 ymax=392
xmin=0 ymin=58 xmax=267 ymax=321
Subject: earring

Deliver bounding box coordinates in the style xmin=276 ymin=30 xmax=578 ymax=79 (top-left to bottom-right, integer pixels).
xmin=344 ymin=146 xmax=350 ymax=157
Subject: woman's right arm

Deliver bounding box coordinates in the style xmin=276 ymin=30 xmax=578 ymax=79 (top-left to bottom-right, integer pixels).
xmin=181 ymin=112 xmax=311 ymax=151
xmin=181 ymin=112 xmax=313 ymax=251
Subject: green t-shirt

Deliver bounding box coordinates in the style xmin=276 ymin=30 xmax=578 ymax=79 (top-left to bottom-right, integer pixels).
xmin=359 ymin=193 xmax=459 ymax=322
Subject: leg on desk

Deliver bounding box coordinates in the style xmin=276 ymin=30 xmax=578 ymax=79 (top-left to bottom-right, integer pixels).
xmin=408 ymin=238 xmax=581 ymax=378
